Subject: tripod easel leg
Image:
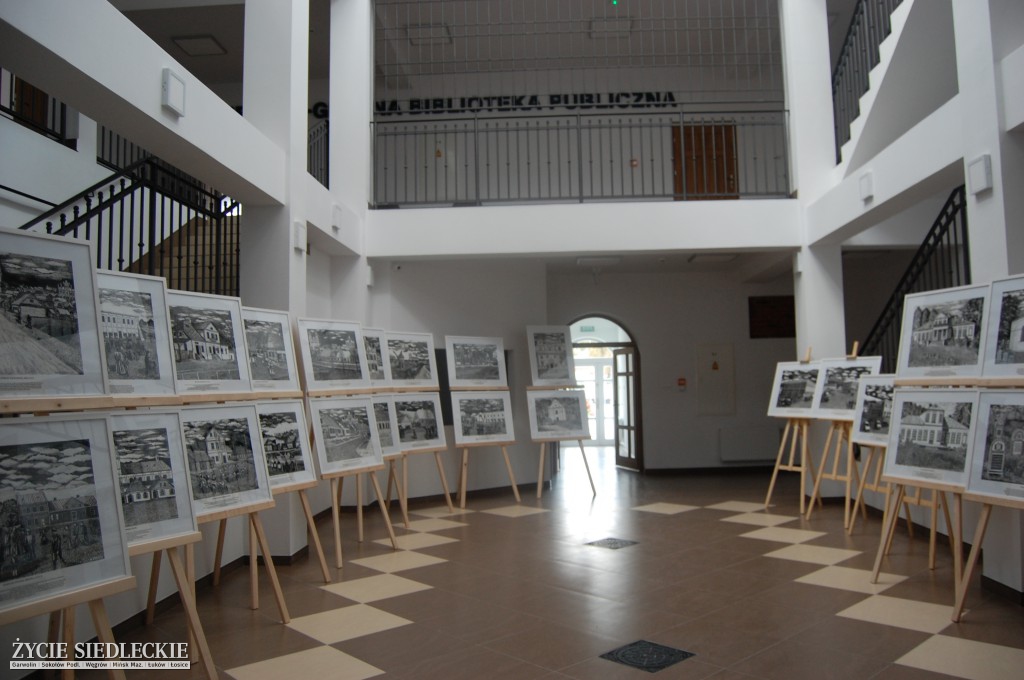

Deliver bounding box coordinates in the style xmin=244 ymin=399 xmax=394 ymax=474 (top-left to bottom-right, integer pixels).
xmin=298 ymin=489 xmax=331 ymax=583
xmin=368 ymin=473 xmax=399 ymax=550
xmin=356 ymin=473 xmax=365 ymax=543
xmin=166 ymin=546 xmax=217 ymax=680
xmin=953 ymin=502 xmax=991 ymax=622
xmin=213 ymin=518 xmax=227 ymax=586
xmin=873 ymin=483 xmax=905 ymax=582
xmin=87 ymin=599 xmax=125 ymax=680
xmin=433 ymin=450 xmax=455 ymax=512
xmin=578 ymin=440 xmax=596 ymax=496
xmin=146 ymin=549 xmax=161 ymax=624
xmin=536 ymin=442 xmax=546 ymax=499
xmin=459 ymin=448 xmax=469 ymax=508
xmin=249 ymin=520 xmax=258 ymax=610
xmin=249 ymin=512 xmax=290 ymax=623
xmin=764 ymin=419 xmax=792 ymax=509
xmin=501 ymin=446 xmax=521 ymax=502
xmin=332 ymin=477 xmax=344 ymax=568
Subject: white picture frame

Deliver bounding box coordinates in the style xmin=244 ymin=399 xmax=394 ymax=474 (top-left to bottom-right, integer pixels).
xmin=527 ymin=325 xmax=576 ymax=387
xmin=452 ymin=391 xmax=516 ymax=445
xmin=371 ymin=395 xmax=402 ymax=457
xmin=967 ymin=390 xmax=1024 ymax=501
xmin=767 ymin=361 xmax=821 ymax=418
xmin=0 ymin=227 xmax=107 ymax=397
xmin=109 ymin=410 xmax=197 ymax=548
xmin=0 ymin=414 xmax=130 ymax=615
xmin=180 ymin=404 xmax=273 ymax=518
xmin=445 ymin=335 xmax=507 ymax=388
xmin=97 ymin=271 xmax=176 ymax=396
xmin=392 ymin=392 xmax=447 ymax=451
xmin=308 ymin=396 xmax=383 ymax=476
xmin=896 ymin=284 xmax=989 ymax=379
xmin=166 ymin=290 xmax=251 ymax=394
xmin=386 ymin=331 xmax=439 ymax=389
xmin=884 ymin=388 xmax=978 ymax=488
xmin=851 ymin=374 xmax=895 ymax=447
xmin=982 ymin=274 xmax=1024 ymax=377
xmin=527 ymin=389 xmax=591 ymax=441
xmin=362 ymin=328 xmax=392 ymax=386
xmin=256 ymin=400 xmax=318 ymax=491
xmin=296 ymin=318 xmax=370 ymax=391
xmin=242 ymin=307 xmax=300 ymax=393
xmin=811 ymin=356 xmax=883 ymax=420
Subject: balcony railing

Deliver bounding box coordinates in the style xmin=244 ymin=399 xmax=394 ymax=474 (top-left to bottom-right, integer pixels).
xmin=1 ymin=68 xmax=74 ymax=147
xmin=371 ymin=110 xmax=789 ymax=207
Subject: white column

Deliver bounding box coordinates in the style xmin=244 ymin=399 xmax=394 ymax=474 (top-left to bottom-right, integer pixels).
xmin=330 ymin=0 xmax=373 ymax=213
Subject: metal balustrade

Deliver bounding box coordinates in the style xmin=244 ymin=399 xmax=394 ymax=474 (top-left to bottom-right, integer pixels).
xmin=0 ymin=68 xmax=73 ymax=147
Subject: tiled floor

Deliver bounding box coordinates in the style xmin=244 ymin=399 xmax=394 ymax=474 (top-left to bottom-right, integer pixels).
xmin=92 ymin=449 xmax=1023 ymax=679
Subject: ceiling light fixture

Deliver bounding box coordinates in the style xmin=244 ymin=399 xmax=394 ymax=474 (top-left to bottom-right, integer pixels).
xmin=172 ymin=35 xmax=226 ymax=57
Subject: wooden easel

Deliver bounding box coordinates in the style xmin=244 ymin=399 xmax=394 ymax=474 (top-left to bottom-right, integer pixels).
xmin=536 ymin=439 xmax=595 ymax=499
xmin=325 ymin=467 xmax=398 ymax=569
xmin=383 ymin=447 xmax=455 ymax=528
xmin=953 ymin=493 xmax=1024 ymax=621
xmin=765 ymin=347 xmax=821 ymax=514
xmin=458 ymin=441 xmax=520 ymax=509
xmin=271 ymin=481 xmax=331 ymax=583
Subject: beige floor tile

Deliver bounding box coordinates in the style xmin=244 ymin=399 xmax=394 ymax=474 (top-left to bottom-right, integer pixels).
xmin=722 ymin=511 xmax=799 ymax=527
xmin=321 ymin=573 xmax=433 ymax=603
xmin=765 ymin=543 xmax=861 ymax=565
xmin=372 ymin=532 xmax=458 ymax=550
xmin=481 ymin=505 xmax=551 ymax=517
xmin=705 ymin=501 xmax=767 ymax=512
xmin=411 ymin=505 xmax=475 ymax=518
xmin=838 ymin=595 xmax=955 ymax=634
xmin=896 ymin=635 xmax=1024 ymax=680
xmin=632 ymin=502 xmax=700 ymax=514
xmin=405 ymin=518 xmax=470 ymax=532
xmin=740 ymin=526 xmax=827 ymax=543
xmin=796 ymin=565 xmax=907 ymax=594
xmin=350 ymin=550 xmax=448 ymax=573
xmin=286 ymin=603 xmax=412 ymax=644
xmin=226 ymin=644 xmax=383 ymax=680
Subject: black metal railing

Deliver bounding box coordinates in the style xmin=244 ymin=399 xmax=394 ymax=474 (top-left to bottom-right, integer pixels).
xmin=308 ymin=120 xmax=329 ymax=189
xmin=18 ymin=157 xmax=241 ymax=297
xmin=0 ymin=68 xmax=74 ymax=147
xmin=861 ymin=185 xmax=970 ymax=372
xmin=832 ymin=0 xmax=903 ymax=163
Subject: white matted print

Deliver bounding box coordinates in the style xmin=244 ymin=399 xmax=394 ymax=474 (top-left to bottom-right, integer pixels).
xmin=885 ymin=389 xmax=978 ymax=488
xmin=0 ymin=228 xmax=106 ymax=396
xmin=896 ymin=284 xmax=989 ymax=378
xmin=527 ymin=325 xmax=575 ymax=386
xmin=968 ymin=390 xmax=1024 ymax=502
xmin=242 ymin=307 xmax=300 ymax=392
xmin=110 ymin=411 xmax=197 ymax=547
xmin=372 ymin=395 xmax=401 ymax=456
xmin=445 ymin=336 xmax=507 ymax=388
xmin=527 ymin=389 xmax=591 ymax=441
xmin=180 ymin=404 xmax=272 ymax=518
xmin=167 ymin=290 xmax=251 ymax=393
xmin=393 ymin=392 xmax=447 ymax=451
xmin=851 ymin=375 xmax=895 ymax=447
xmin=0 ymin=415 xmax=130 ymax=615
xmin=812 ymin=356 xmax=882 ymax=420
xmin=256 ymin=400 xmax=317 ymax=490
xmin=983 ymin=274 xmax=1024 ymax=377
xmin=386 ymin=331 xmax=438 ymax=388
xmin=98 ymin=271 xmax=175 ymax=396
xmin=362 ymin=328 xmax=392 ymax=386
xmin=296 ymin=318 xmax=370 ymax=390
xmin=767 ymin=361 xmax=820 ymax=418
xmin=452 ymin=391 xmax=515 ymax=445
xmin=308 ymin=396 xmax=383 ymax=476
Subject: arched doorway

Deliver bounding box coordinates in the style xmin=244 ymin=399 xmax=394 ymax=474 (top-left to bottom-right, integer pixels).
xmin=570 ymin=316 xmax=643 ymax=472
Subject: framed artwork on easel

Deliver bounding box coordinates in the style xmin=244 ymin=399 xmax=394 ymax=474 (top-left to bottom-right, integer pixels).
xmin=452 ymin=391 xmax=515 ymax=445
xmin=445 ymin=336 xmax=507 ymax=388
xmin=167 ymin=290 xmax=252 ymax=394
xmin=884 ymin=388 xmax=978 ymax=487
xmin=393 ymin=392 xmax=447 ymax=451
xmin=811 ymin=356 xmax=882 ymax=420
xmin=386 ymin=331 xmax=438 ymax=389
xmin=256 ymin=400 xmax=318 ymax=490
xmin=526 ymin=389 xmax=590 ymax=440
xmin=362 ymin=328 xmax=392 ymax=386
xmin=296 ymin=318 xmax=370 ymax=391
xmin=526 ymin=325 xmax=575 ymax=386
xmin=308 ymin=396 xmax=384 ymax=475
xmin=851 ymin=375 xmax=895 ymax=447
xmin=982 ymin=274 xmax=1024 ymax=377
xmin=98 ymin=271 xmax=176 ymax=396
xmin=372 ymin=395 xmax=402 ymax=456
xmin=967 ymin=390 xmax=1024 ymax=499
xmin=767 ymin=361 xmax=821 ymax=418
xmin=0 ymin=227 xmax=107 ymax=397
xmin=896 ymin=284 xmax=989 ymax=378
xmin=242 ymin=307 xmax=300 ymax=393
xmin=0 ymin=414 xmax=130 ymax=615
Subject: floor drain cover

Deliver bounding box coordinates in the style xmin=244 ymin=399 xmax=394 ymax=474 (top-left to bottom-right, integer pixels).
xmin=585 ymin=538 xmax=638 ymax=550
xmin=600 ymin=640 xmax=695 ymax=673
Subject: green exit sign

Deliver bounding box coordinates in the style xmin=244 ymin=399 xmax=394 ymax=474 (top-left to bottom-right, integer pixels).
xmin=580 ymin=325 xmax=595 ymax=332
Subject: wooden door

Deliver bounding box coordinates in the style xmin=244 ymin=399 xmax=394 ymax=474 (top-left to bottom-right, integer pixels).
xmin=613 ymin=347 xmax=643 ymax=471
xmin=14 ymin=78 xmax=50 ymax=130
xmin=671 ymin=123 xmax=738 ymax=200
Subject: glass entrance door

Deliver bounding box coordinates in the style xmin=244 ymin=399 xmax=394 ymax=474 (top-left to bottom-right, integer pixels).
xmin=574 ymin=357 xmax=614 ymax=445
xmin=613 ymin=347 xmax=642 ymax=471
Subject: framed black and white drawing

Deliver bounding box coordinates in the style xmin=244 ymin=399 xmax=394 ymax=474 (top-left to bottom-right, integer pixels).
xmin=372 ymin=395 xmax=402 ymax=457
xmin=452 ymin=391 xmax=515 ymax=445
xmin=811 ymin=356 xmax=882 ymax=420
xmin=0 ymin=415 xmax=130 ymax=615
xmin=527 ymin=325 xmax=576 ymax=387
xmin=255 ymin=400 xmax=317 ymax=491
xmin=308 ymin=396 xmax=383 ymax=476
xmin=851 ymin=375 xmax=895 ymax=447
xmin=983 ymin=274 xmax=1024 ymax=377
xmin=445 ymin=336 xmax=507 ymax=388
xmin=968 ymin=390 xmax=1024 ymax=501
xmin=98 ymin=271 xmax=176 ymax=396
xmin=884 ymin=388 xmax=978 ymax=488
xmin=0 ymin=227 xmax=106 ymax=397
xmin=393 ymin=392 xmax=447 ymax=451
xmin=896 ymin=284 xmax=989 ymax=378
xmin=386 ymin=331 xmax=438 ymax=388
xmin=767 ymin=361 xmax=821 ymax=418
xmin=167 ymin=290 xmax=251 ymax=394
xmin=527 ymin=389 xmax=591 ymax=441
xmin=362 ymin=328 xmax=392 ymax=386
xmin=110 ymin=411 xmax=197 ymax=548
xmin=242 ymin=307 xmax=300 ymax=392
xmin=180 ymin=404 xmax=273 ymax=518
xmin=296 ymin=318 xmax=370 ymax=391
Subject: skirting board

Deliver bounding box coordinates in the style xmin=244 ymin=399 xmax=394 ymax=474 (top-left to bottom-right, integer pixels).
xmin=718 ymin=425 xmax=783 ymax=463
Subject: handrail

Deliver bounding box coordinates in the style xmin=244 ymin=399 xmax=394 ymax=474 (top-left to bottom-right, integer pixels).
xmin=0 ymin=183 xmax=57 ymax=207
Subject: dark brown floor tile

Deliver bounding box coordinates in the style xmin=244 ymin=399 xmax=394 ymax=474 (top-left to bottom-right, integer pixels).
xmin=867 ymin=664 xmax=966 ymax=680
xmin=560 ymin=655 xmax=724 ymax=680
xmin=651 ymin=619 xmax=787 ymax=668
xmin=745 ymin=580 xmax=868 ymax=616
xmin=727 ymin=638 xmax=890 ymax=680
xmin=385 ymin=644 xmax=551 ymax=680
xmin=483 ymin=620 xmax=621 ymax=671
xmin=330 ymin=620 xmax=470 ymax=674
xmin=793 ymin=616 xmax=932 ymax=661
